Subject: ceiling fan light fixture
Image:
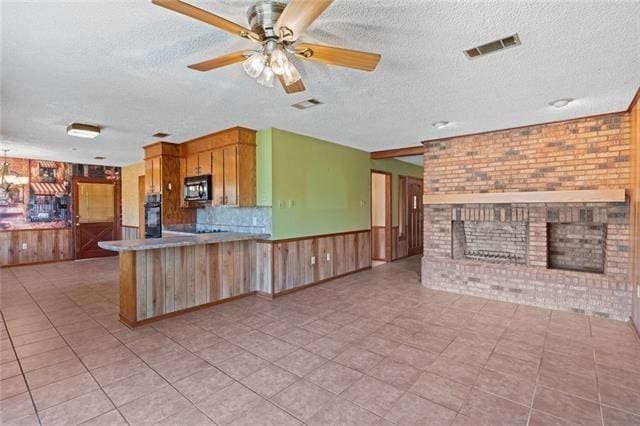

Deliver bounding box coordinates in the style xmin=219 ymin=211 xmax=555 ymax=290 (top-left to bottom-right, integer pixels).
xmin=270 ymin=49 xmax=288 ymax=75
xmin=282 ymin=60 xmax=302 ymax=86
xmin=243 ymin=52 xmax=266 ymax=79
xmin=256 ymin=66 xmax=275 ymax=87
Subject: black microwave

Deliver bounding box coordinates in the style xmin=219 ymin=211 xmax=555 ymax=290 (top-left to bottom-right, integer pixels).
xmin=184 ymin=175 xmax=212 ymax=202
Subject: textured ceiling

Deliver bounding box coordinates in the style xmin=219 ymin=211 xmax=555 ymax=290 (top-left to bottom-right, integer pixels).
xmin=1 ymin=0 xmax=639 ymax=166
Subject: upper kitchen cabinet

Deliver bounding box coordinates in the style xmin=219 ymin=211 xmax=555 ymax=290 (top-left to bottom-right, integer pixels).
xmin=143 ymin=141 xmax=195 ymax=225
xmin=180 ymin=127 xmax=256 ymax=207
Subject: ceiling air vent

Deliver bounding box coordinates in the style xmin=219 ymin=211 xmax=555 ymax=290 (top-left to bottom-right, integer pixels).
xmin=152 ymin=132 xmax=170 ymax=138
xmin=291 ymin=98 xmax=322 ymax=110
xmin=464 ymin=34 xmax=521 ymax=59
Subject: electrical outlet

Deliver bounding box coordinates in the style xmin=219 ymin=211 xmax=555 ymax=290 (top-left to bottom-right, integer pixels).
xmin=288 ymin=200 xmax=294 ymax=208
xmin=21 ymin=243 xmax=28 ymax=250
xmin=311 ymin=256 xmax=316 ymax=265
xmin=326 ymin=253 xmax=331 ymax=261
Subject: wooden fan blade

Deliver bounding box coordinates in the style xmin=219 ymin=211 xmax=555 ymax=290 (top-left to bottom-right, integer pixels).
xmin=188 ymin=51 xmax=247 ymax=72
xmin=152 ymin=0 xmax=259 ymax=40
xmin=277 ymin=75 xmax=306 ymax=94
xmin=275 ymin=0 xmax=334 ymax=41
xmin=294 ymin=43 xmax=381 ymax=71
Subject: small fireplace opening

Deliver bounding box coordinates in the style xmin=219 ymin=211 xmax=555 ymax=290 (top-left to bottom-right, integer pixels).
xmin=547 ymin=223 xmax=606 ymax=274
xmin=452 ymin=220 xmax=528 ymax=265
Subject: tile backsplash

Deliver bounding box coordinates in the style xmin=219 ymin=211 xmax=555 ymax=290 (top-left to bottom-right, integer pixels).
xmin=196 ymin=206 xmax=272 ymax=234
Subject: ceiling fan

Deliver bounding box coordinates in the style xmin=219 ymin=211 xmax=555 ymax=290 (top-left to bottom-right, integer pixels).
xmin=152 ymin=0 xmax=381 ymax=94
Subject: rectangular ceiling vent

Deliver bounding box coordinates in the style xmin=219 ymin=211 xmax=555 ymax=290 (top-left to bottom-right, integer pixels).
xmin=291 ymin=98 xmax=322 ymax=110
xmin=464 ymin=34 xmax=521 ymax=59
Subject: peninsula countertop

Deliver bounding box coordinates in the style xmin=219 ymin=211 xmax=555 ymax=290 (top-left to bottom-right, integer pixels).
xmin=98 ymin=231 xmax=270 ymax=252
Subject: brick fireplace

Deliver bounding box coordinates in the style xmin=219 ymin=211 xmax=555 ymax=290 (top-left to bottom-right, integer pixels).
xmin=422 ymin=113 xmax=634 ymax=320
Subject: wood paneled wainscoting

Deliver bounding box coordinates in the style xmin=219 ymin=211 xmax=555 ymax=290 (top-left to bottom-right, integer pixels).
xmin=121 ymin=226 xmax=140 ymax=240
xmin=120 ymin=240 xmax=257 ymax=326
xmin=256 ymin=230 xmax=371 ymax=296
xmin=0 ymin=228 xmax=73 ymax=267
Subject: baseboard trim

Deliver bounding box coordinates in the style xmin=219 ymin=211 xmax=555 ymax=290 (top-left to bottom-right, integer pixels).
xmin=119 ymin=292 xmax=257 ymax=328
xmin=1 ymin=258 xmax=73 ymax=268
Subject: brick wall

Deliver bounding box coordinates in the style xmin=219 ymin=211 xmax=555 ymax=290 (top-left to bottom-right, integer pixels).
xmin=422 ymin=112 xmax=633 ymax=320
xmin=424 ymin=113 xmax=630 ymax=194
xmin=548 ymin=223 xmax=605 ymax=273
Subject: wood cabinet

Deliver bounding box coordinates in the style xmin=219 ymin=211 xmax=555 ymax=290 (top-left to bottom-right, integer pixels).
xmin=143 ymin=142 xmax=195 ymax=225
xmin=146 ymin=127 xmax=256 ymax=212
xmin=144 ymin=157 xmax=161 ymax=194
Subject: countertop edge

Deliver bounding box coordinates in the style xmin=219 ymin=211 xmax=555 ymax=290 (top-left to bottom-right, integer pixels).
xmin=98 ymin=232 xmax=270 ymax=252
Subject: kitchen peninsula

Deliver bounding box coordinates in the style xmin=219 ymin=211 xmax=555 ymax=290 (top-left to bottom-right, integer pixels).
xmin=99 ymin=231 xmax=268 ymax=327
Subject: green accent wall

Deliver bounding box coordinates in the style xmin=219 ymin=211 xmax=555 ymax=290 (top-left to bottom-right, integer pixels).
xmin=255 ymin=128 xmax=423 ymax=240
xmin=269 ymin=128 xmax=371 ymax=239
xmin=256 ymin=128 xmax=272 ymax=206
xmin=371 ymin=158 xmax=423 ymax=226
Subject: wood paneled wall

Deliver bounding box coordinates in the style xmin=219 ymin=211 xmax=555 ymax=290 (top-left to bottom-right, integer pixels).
xmin=121 ymin=226 xmax=140 ymax=241
xmin=0 ymin=229 xmax=73 ymax=267
xmin=258 ymin=230 xmax=371 ymax=295
xmin=120 ymin=240 xmax=257 ymax=325
xmin=630 ymin=94 xmax=640 ymax=327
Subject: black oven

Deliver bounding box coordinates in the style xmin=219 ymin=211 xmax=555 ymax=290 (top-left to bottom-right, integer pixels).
xmin=144 ymin=194 xmax=162 ymax=238
xmin=184 ymin=175 xmax=212 ymax=202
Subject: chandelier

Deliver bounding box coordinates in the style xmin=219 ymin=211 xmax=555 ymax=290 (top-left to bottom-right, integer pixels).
xmin=242 ymin=40 xmax=301 ymax=88
xmin=1 ymin=149 xmax=29 ymax=192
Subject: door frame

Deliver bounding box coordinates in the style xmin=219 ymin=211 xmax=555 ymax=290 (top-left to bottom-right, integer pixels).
xmin=370 ymin=170 xmax=392 ymax=262
xmin=406 ymin=176 xmax=423 ymax=256
xmin=72 ymin=176 xmax=121 ymax=259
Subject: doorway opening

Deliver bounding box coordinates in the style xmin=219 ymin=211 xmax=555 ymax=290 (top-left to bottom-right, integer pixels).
xmin=73 ymin=177 xmax=120 ymax=259
xmin=371 ymin=170 xmax=392 ymax=264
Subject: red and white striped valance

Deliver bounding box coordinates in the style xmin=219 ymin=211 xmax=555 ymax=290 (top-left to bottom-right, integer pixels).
xmin=30 ymin=182 xmax=66 ymax=195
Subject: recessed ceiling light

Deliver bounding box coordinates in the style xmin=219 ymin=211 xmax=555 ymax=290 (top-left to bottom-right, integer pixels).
xmin=70 ymin=148 xmax=77 ymax=151
xmin=548 ymin=98 xmax=573 ymax=108
xmin=67 ymin=123 xmax=100 ymax=139
xmin=94 ymin=156 xmax=106 ymax=160
xmin=152 ymin=132 xmax=170 ymax=138
xmin=291 ymin=98 xmax=322 ymax=110
xmin=432 ymin=121 xmax=449 ymax=129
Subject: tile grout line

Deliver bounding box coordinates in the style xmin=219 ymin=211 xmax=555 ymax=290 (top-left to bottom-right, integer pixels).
xmin=0 ymin=310 xmax=43 ymax=425
xmin=14 ymin=280 xmax=131 ymax=425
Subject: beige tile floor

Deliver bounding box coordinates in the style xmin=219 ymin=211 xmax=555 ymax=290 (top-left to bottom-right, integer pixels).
xmin=1 ymin=256 xmax=639 ymax=425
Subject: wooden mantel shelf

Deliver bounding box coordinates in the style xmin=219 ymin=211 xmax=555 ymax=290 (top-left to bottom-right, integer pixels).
xmin=423 ymin=189 xmax=627 ymax=205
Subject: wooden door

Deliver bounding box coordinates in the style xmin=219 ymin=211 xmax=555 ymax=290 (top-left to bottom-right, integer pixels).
xmin=407 ymin=177 xmax=423 ymax=256
xmin=74 ymin=178 xmax=119 ymax=259
xmin=212 ymin=149 xmax=225 ymax=205
xmin=223 ymin=145 xmax=238 ymax=205
xmin=186 ymin=154 xmax=200 ymax=177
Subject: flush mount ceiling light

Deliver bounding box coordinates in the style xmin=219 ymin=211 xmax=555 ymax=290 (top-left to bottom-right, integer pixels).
xmin=152 ymin=0 xmax=381 ymax=94
xmin=548 ymin=98 xmax=574 ymax=108
xmin=432 ymin=121 xmax=449 ymax=129
xmin=67 ymin=123 xmax=100 ymax=139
